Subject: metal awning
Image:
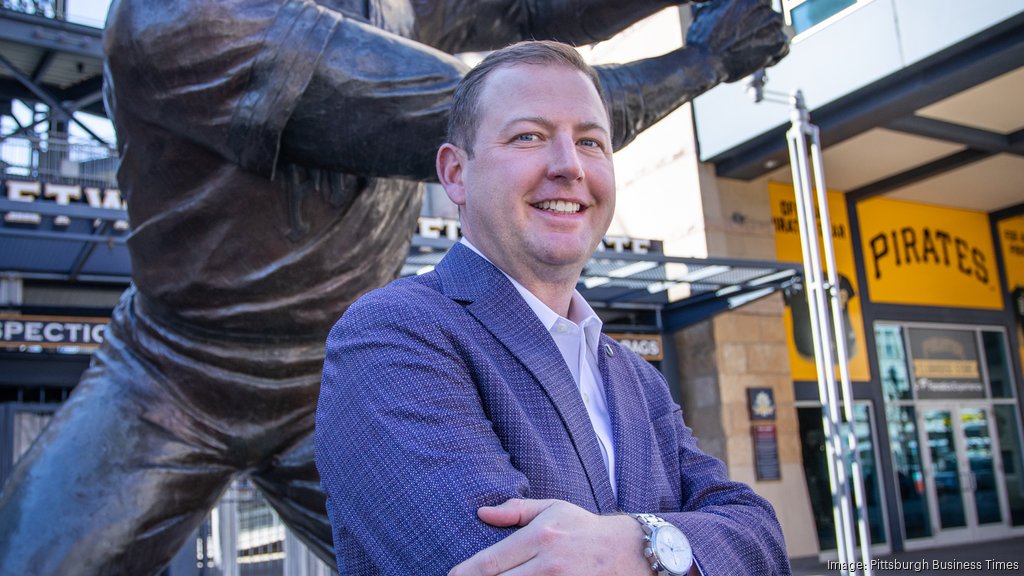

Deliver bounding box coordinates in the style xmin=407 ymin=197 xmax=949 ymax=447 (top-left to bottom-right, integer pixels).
xmin=406 ymin=237 xmax=801 ymax=330
xmin=0 ymin=8 xmax=108 ymax=133
xmin=0 ymin=198 xmax=129 ymax=283
xmin=1 ymin=199 xmax=801 ymax=329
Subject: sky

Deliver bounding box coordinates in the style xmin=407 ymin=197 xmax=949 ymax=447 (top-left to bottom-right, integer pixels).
xmin=66 ymin=0 xmax=114 ymax=142
xmin=65 ymin=0 xmax=112 ymax=28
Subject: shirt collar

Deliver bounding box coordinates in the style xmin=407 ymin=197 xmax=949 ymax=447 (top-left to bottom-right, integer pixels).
xmin=459 ymin=238 xmax=603 ymax=345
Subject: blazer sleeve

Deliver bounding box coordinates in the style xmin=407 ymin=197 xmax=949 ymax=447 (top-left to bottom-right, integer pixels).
xmin=651 ymin=384 xmax=791 ymax=575
xmin=314 ymin=282 xmax=529 ymax=574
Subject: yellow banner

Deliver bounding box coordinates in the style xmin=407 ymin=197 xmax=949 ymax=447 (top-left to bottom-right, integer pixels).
xmin=769 ymin=183 xmax=869 ymax=382
xmin=997 ymin=215 xmax=1024 ymax=378
xmin=858 ymin=198 xmax=1002 ymax=309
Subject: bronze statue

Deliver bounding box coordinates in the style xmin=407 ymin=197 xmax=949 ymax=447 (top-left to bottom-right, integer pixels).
xmin=0 ymin=0 xmax=787 ymax=574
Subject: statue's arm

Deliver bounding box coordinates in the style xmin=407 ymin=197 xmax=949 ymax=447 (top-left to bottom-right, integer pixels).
xmin=598 ymin=0 xmax=789 ymax=151
xmin=412 ymin=0 xmax=691 ymax=53
xmin=283 ymin=0 xmax=787 ymax=175
xmin=104 ymin=0 xmax=467 ymax=182
xmin=278 ymin=16 xmax=469 ymax=181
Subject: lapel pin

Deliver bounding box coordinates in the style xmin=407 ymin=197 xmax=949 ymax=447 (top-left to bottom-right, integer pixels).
xmin=604 ymin=343 xmax=615 ymax=357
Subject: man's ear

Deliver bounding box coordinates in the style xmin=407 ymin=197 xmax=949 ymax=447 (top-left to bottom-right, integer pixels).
xmin=436 ymin=143 xmax=467 ymax=206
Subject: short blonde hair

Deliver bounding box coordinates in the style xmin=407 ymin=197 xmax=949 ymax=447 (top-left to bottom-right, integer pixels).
xmin=446 ymin=40 xmax=609 ymax=156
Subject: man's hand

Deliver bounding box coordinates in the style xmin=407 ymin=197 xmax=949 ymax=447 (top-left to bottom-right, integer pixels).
xmin=686 ymin=0 xmax=791 ymax=83
xmin=448 ymin=499 xmax=651 ymax=576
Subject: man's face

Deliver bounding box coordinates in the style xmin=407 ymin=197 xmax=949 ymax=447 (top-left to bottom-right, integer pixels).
xmin=439 ymin=63 xmax=615 ymax=286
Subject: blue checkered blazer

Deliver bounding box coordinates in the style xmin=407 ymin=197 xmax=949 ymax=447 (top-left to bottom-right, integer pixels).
xmin=314 ymin=243 xmax=789 ymax=575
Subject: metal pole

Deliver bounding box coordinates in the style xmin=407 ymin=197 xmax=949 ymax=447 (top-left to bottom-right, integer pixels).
xmin=787 ymin=90 xmax=873 ymax=575
xmin=803 ymin=94 xmax=875 ymax=573
xmin=786 ymin=96 xmax=855 ymax=575
xmin=748 ymin=72 xmax=875 ymax=573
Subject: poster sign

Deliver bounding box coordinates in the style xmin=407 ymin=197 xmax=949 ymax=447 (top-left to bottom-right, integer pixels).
xmin=857 ymin=198 xmax=1002 ymax=309
xmin=770 ymin=182 xmax=869 ymax=382
xmin=997 ymin=215 xmax=1024 ymax=377
xmin=907 ymin=327 xmax=984 ymax=399
xmin=747 ymin=388 xmax=776 ymax=421
xmin=752 ymin=424 xmax=781 ymax=481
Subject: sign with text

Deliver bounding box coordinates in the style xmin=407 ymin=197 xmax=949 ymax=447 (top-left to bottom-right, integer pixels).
xmin=997 ymin=215 xmax=1024 ymax=373
xmin=3 ymin=178 xmax=128 ymax=229
xmin=0 ymin=314 xmax=108 ymax=349
xmin=606 ymin=333 xmax=664 ymax=362
xmin=907 ymin=326 xmax=984 ymax=399
xmin=857 ymin=198 xmax=1002 ymax=309
xmin=999 ymin=215 xmax=1024 ymax=291
xmin=752 ymin=424 xmax=781 ymax=481
xmin=770 ymin=182 xmax=869 ymax=382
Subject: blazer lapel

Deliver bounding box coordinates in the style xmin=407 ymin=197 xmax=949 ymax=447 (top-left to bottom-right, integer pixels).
xmin=434 ymin=244 xmax=618 ymax=512
xmin=599 ymin=335 xmax=655 ymax=511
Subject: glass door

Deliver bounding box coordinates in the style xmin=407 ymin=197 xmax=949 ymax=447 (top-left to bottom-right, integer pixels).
xmin=918 ymin=405 xmax=1010 ymax=541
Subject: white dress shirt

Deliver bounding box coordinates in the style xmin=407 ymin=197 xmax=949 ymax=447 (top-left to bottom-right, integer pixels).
xmin=460 ymin=239 xmax=617 ymax=494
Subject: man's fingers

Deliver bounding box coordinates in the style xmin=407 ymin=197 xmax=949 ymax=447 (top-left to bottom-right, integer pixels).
xmin=477 ymin=498 xmax=556 ymax=528
xmin=448 ymin=527 xmax=538 ymax=576
xmin=452 ymin=501 xmax=634 ymax=575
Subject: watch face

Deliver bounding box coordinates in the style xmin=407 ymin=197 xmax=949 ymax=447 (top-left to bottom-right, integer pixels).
xmin=652 ymin=525 xmax=693 ymax=574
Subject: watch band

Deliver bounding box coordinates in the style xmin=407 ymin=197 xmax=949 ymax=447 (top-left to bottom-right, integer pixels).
xmin=629 ymin=513 xmax=692 ymax=575
xmin=632 ymin=512 xmax=673 ymax=532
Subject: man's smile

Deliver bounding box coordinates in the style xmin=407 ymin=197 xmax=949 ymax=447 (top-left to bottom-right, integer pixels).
xmin=533 ymin=200 xmax=583 ymax=214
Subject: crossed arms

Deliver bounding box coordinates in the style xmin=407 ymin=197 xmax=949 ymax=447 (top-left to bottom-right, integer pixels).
xmin=314 ymin=272 xmax=789 ymax=575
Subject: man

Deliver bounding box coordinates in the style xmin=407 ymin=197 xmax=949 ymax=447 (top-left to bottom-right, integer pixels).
xmin=0 ymin=0 xmax=787 ymax=574
xmin=315 ymin=41 xmax=790 ymax=575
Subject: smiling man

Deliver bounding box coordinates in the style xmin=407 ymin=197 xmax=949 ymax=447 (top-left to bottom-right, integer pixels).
xmin=315 ymin=41 xmax=791 ymax=576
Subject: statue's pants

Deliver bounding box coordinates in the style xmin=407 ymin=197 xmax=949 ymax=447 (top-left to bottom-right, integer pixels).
xmin=0 ymin=287 xmax=334 ymax=575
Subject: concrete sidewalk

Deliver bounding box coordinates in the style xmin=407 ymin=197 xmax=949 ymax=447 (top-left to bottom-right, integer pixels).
xmin=790 ymin=536 xmax=1024 ymax=575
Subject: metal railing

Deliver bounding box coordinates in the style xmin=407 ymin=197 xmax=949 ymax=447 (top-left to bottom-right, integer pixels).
xmin=1 ymin=134 xmax=118 ymax=188
xmin=2 ymin=414 xmax=335 ymax=576
xmin=1 ymin=1 xmax=106 ymax=28
xmin=2 ymin=1 xmax=66 ymax=20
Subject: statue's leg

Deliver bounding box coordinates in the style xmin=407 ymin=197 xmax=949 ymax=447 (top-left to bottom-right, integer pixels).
xmin=251 ymin=433 xmax=336 ymax=569
xmin=0 ymin=292 xmax=236 ymax=576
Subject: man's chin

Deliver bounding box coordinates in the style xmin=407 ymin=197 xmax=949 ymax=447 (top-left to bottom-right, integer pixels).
xmin=534 ymin=249 xmax=592 ymax=273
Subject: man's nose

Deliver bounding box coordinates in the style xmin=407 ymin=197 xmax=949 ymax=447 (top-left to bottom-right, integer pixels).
xmin=546 ymin=136 xmax=585 ymax=182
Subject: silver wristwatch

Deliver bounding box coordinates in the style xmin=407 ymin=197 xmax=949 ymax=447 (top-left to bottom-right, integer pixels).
xmin=629 ymin=513 xmax=693 ymax=575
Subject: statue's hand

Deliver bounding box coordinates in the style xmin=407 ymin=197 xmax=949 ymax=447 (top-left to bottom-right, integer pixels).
xmin=685 ymin=0 xmax=790 ymax=83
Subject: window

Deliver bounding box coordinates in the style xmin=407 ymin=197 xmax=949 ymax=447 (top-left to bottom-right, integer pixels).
xmin=783 ymin=0 xmax=859 ymax=34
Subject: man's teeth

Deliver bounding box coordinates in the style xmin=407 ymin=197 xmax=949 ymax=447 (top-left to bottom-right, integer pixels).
xmin=535 ymin=200 xmax=581 ymax=214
